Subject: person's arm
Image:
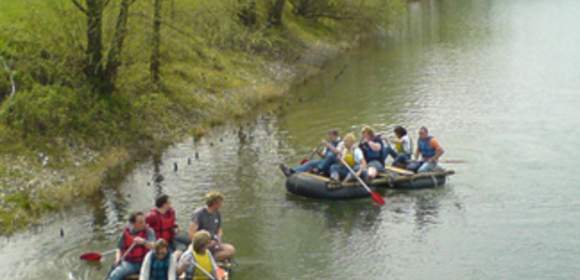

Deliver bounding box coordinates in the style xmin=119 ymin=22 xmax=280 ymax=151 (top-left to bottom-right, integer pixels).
xmin=114 ymin=235 xmax=123 ymax=265
xmin=114 ymin=249 xmax=122 ymax=266
xmin=176 ymin=252 xmax=190 ymax=276
xmin=355 ymin=149 xmax=367 ymax=177
xmin=188 ymin=222 xmax=199 ymax=241
xmin=216 ymin=228 xmax=223 ymax=241
xmin=430 ymin=140 xmax=444 ymax=162
xmin=139 ymin=252 xmax=152 ymax=280
xmin=133 ymin=232 xmax=155 ymax=250
xmin=414 ymin=143 xmax=421 ymax=160
xmin=168 ymin=253 xmax=178 ymax=280
xmin=209 ymin=251 xmax=221 ymax=280
xmin=367 ymin=140 xmax=382 ymax=152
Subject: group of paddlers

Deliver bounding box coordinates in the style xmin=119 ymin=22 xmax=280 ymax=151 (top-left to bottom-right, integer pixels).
xmin=107 ymin=192 xmax=233 ymax=280
xmin=280 ymin=125 xmax=445 ymax=183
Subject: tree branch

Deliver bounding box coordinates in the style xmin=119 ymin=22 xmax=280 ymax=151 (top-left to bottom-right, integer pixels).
xmin=71 ymin=0 xmax=88 ymax=14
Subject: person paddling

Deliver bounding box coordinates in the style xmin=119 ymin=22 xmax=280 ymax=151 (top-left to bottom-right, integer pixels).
xmin=359 ymin=126 xmax=386 ymax=179
xmin=414 ymin=126 xmax=445 ymax=173
xmin=280 ymin=129 xmax=341 ymax=176
xmin=177 ymin=230 xmax=223 ymax=280
xmin=187 ymin=192 xmax=235 ymax=263
xmin=329 ymin=133 xmax=367 ymax=183
xmin=146 ymin=195 xmax=178 ymax=251
xmin=139 ymin=239 xmax=178 ymax=280
xmin=384 ymin=126 xmax=413 ymax=167
xmin=108 ymin=212 xmax=156 ymax=280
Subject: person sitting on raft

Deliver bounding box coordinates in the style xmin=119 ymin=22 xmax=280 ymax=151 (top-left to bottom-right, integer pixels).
xmin=146 ymin=195 xmax=179 ymax=251
xmin=139 ymin=239 xmax=178 ymax=280
xmin=359 ymin=126 xmax=386 ymax=179
xmin=414 ymin=126 xmax=445 ymax=173
xmin=384 ymin=126 xmax=413 ymax=167
xmin=279 ymin=129 xmax=341 ymax=177
xmin=177 ymin=230 xmax=223 ymax=280
xmin=108 ymin=211 xmax=156 ymax=280
xmin=188 ymin=192 xmax=235 ymax=263
xmin=329 ymin=133 xmax=367 ymax=183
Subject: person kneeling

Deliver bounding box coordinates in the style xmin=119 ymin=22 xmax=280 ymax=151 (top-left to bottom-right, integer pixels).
xmin=139 ymin=239 xmax=178 ymax=280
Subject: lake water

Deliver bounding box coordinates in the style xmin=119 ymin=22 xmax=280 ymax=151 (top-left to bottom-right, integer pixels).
xmin=1 ymin=0 xmax=580 ymax=279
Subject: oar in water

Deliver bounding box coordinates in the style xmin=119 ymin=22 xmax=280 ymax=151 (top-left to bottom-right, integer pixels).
xmin=80 ymin=249 xmax=117 ymax=262
xmin=339 ymin=158 xmax=385 ymax=206
xmin=439 ymin=159 xmax=467 ymax=164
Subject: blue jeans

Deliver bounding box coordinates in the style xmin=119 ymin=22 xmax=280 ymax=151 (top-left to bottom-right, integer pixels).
xmin=367 ymin=160 xmax=385 ymax=172
xmin=293 ymin=153 xmax=337 ymax=175
xmin=293 ymin=160 xmax=321 ymax=173
xmin=108 ymin=261 xmax=141 ymax=280
xmin=418 ymin=161 xmax=438 ymax=173
xmin=385 ymin=145 xmax=411 ymax=166
xmin=330 ymin=163 xmax=363 ymax=180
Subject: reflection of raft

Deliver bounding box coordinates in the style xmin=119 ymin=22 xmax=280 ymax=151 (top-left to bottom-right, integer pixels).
xmin=284 ymin=169 xmax=455 ymax=200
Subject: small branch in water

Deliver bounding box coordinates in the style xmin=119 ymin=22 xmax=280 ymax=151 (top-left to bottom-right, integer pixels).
xmin=0 ymin=55 xmax=16 ymax=97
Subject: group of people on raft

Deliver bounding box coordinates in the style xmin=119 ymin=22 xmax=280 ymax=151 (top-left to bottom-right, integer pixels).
xmin=280 ymin=125 xmax=445 ymax=183
xmin=107 ymin=192 xmax=234 ymax=280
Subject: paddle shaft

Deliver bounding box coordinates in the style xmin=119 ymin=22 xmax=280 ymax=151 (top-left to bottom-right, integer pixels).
xmin=192 ymin=261 xmax=217 ymax=280
xmin=103 ymin=243 xmax=137 ymax=280
xmin=339 ymin=158 xmax=375 ymax=196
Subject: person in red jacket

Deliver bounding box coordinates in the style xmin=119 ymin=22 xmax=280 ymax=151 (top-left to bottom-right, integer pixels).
xmin=146 ymin=195 xmax=177 ymax=249
xmin=108 ymin=211 xmax=155 ymax=280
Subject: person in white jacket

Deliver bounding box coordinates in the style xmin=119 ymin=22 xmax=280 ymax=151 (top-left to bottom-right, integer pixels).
xmin=140 ymin=239 xmax=177 ymax=280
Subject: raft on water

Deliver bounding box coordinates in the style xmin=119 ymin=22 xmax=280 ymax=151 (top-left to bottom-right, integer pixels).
xmin=284 ymin=168 xmax=455 ymax=200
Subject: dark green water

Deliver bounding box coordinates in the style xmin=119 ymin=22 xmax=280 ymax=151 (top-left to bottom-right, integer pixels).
xmin=2 ymin=0 xmax=580 ymax=279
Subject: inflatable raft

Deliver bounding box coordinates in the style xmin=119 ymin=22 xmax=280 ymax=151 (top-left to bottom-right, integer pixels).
xmin=284 ymin=169 xmax=454 ymax=200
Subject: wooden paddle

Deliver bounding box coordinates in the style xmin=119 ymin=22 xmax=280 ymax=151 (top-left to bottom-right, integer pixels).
xmin=385 ymin=166 xmax=414 ymax=176
xmin=339 ymin=158 xmax=385 ymax=206
xmin=439 ymin=159 xmax=467 ymax=164
xmin=300 ymin=144 xmax=322 ymax=164
xmin=102 ymin=243 xmax=137 ymax=280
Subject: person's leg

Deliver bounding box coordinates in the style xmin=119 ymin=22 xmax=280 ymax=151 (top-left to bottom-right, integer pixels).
xmin=418 ymin=161 xmax=437 ymax=173
xmin=213 ymin=243 xmax=236 ymax=262
xmin=317 ymin=153 xmax=337 ymax=175
xmin=393 ymin=154 xmax=410 ymax=167
xmin=329 ymin=163 xmax=341 ymax=181
xmin=385 ymin=145 xmax=398 ymax=162
xmin=292 ymin=160 xmax=321 ymax=173
xmin=107 ymin=261 xmax=141 ymax=280
xmin=368 ymin=160 xmax=385 ymax=172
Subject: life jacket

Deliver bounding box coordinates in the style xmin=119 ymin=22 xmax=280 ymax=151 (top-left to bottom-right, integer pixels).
xmin=418 ymin=136 xmax=436 ymax=159
xmin=343 ymin=149 xmax=356 ymax=167
xmin=147 ymin=208 xmax=175 ymax=243
xmin=395 ymin=135 xmax=413 ymax=156
xmin=122 ymin=227 xmax=150 ymax=263
xmin=184 ymin=250 xmax=216 ymax=280
xmin=360 ymin=136 xmax=385 ymax=164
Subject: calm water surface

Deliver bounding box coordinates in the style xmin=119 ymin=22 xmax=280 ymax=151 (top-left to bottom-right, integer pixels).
xmin=2 ymin=0 xmax=580 ymax=279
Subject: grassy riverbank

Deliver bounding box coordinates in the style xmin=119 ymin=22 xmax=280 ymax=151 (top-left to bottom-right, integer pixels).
xmin=0 ymin=0 xmax=404 ymax=234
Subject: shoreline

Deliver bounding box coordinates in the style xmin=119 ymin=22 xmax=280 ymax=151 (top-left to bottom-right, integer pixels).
xmin=0 ymin=36 xmax=366 ymax=235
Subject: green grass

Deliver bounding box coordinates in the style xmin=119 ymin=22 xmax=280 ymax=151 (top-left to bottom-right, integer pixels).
xmin=0 ymin=0 xmax=405 ymax=234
